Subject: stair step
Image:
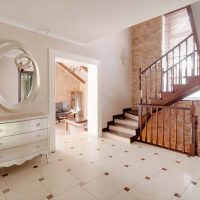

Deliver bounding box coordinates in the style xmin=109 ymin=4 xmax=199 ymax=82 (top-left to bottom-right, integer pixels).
xmin=109 ymin=124 xmax=136 ymax=135
xmin=124 ymin=112 xmax=138 ymax=120
xmin=104 ymin=131 xmax=135 ymax=143
xmin=114 ymin=118 xmax=138 ymax=127
xmin=126 ymin=110 xmax=138 ymax=116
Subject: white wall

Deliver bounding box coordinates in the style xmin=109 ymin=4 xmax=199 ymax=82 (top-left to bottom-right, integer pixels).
xmin=0 ymin=21 xmax=132 ymax=128
xmin=192 ymin=1 xmax=200 ymax=45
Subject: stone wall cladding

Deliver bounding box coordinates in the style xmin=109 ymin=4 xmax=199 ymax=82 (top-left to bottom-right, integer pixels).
xmin=56 ymin=64 xmax=80 ymax=108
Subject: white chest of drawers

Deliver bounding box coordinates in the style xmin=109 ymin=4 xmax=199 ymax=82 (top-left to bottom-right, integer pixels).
xmin=0 ymin=113 xmax=49 ymax=168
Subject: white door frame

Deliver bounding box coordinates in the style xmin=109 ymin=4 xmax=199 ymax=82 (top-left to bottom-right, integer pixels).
xmin=48 ymin=49 xmax=102 ymax=152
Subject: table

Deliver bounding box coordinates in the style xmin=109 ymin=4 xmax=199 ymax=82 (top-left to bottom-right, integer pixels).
xmin=64 ymin=117 xmax=87 ymax=134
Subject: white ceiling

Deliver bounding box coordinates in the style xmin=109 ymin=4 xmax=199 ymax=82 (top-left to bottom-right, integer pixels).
xmin=0 ymin=0 xmax=198 ymax=45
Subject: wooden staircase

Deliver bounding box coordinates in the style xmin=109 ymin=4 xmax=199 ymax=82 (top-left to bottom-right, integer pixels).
xmin=139 ymin=34 xmax=200 ymax=106
xmin=138 ymin=33 xmax=199 ymax=156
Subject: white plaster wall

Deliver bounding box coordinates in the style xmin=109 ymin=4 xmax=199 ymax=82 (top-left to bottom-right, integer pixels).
xmin=0 ymin=21 xmax=132 ymax=128
xmin=192 ymin=1 xmax=200 ymax=43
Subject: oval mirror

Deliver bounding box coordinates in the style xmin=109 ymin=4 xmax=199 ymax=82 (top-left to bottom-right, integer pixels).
xmin=0 ymin=40 xmax=40 ymax=111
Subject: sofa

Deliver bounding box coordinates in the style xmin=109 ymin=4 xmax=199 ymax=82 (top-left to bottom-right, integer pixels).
xmin=56 ymin=101 xmax=71 ymax=122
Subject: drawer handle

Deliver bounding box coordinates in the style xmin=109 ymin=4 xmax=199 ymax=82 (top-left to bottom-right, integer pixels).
xmin=35 ymin=145 xmax=40 ymax=148
xmin=36 ymin=123 xmax=41 ymax=127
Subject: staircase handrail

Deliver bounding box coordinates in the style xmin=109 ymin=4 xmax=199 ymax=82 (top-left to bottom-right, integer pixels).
xmin=141 ymin=33 xmax=193 ymax=75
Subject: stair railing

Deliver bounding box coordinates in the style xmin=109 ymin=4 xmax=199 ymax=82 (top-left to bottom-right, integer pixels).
xmin=139 ymin=33 xmax=199 ymax=104
xmin=138 ymin=103 xmax=198 ymax=156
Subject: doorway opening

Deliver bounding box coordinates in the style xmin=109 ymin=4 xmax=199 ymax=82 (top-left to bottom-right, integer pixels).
xmin=55 ymin=58 xmax=88 ymax=143
xmin=49 ymin=50 xmax=101 ymax=152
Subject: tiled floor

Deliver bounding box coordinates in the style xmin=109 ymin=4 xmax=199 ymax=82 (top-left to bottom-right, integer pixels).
xmin=0 ymin=122 xmax=200 ymax=200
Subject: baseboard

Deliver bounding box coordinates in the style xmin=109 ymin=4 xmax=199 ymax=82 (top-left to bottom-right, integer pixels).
xmin=102 ymin=127 xmax=109 ymax=132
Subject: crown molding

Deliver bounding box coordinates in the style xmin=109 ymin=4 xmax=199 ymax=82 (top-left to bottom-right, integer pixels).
xmin=0 ymin=16 xmax=86 ymax=46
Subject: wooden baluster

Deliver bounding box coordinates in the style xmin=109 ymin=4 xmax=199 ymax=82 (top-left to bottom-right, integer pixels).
xmin=145 ymin=72 xmax=147 ymax=104
xmin=145 ymin=106 xmax=148 ymax=142
xmin=186 ymin=40 xmax=188 ymax=77
xmin=169 ymin=109 xmax=171 ymax=149
xmin=156 ymin=107 xmax=158 ymax=145
xmin=155 ymin=64 xmax=157 ymax=98
xmin=150 ymin=67 xmax=152 ymax=99
xmin=166 ymin=55 xmax=169 ymax=91
xmin=175 ymin=109 xmax=178 ymax=150
xmin=193 ymin=36 xmax=196 ymax=76
xmin=160 ymin=67 xmax=163 ymax=97
xmin=139 ymin=68 xmax=142 ymax=104
xmin=179 ymin=45 xmax=181 ymax=84
xmin=171 ymin=68 xmax=173 ymax=91
xmin=183 ymin=110 xmax=185 ymax=153
xmin=139 ymin=105 xmax=142 ymax=141
xmin=190 ymin=102 xmax=196 ymax=156
xmin=198 ymin=53 xmax=200 ymax=76
xmin=172 ymin=50 xmax=175 ymax=89
xmin=150 ymin=106 xmax=153 ymax=143
xmin=162 ymin=108 xmax=165 ymax=146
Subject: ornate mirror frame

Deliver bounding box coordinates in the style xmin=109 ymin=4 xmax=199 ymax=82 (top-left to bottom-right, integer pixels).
xmin=0 ymin=40 xmax=40 ymax=111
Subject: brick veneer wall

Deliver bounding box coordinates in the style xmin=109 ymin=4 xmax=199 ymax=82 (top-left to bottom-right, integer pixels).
xmin=132 ymin=16 xmax=162 ymax=107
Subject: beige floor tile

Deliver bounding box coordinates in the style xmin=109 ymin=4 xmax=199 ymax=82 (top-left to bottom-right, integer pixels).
xmin=70 ymin=163 xmax=104 ymax=183
xmin=110 ymin=166 xmax=145 ymax=188
xmin=53 ymin=185 xmax=96 ymax=200
xmin=5 ymin=181 xmax=49 ymax=200
xmin=5 ymin=169 xmax=41 ymax=190
xmin=110 ymin=190 xmax=139 ymax=200
xmin=84 ymin=175 xmax=123 ymax=200
xmin=36 ymin=160 xmax=68 ymax=178
xmin=62 ymin=156 xmax=89 ymax=171
xmin=152 ymin=170 xmax=190 ymax=193
xmin=131 ymin=159 xmax=162 ymax=177
xmin=95 ymin=157 xmax=123 ymax=173
xmin=42 ymin=171 xmax=79 ymax=196
xmin=167 ymin=162 xmax=200 ymax=182
xmin=131 ymin=179 xmax=173 ymax=200
xmin=182 ymin=184 xmax=200 ymax=200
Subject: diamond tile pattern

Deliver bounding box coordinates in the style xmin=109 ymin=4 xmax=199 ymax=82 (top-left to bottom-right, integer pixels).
xmin=0 ymin=122 xmax=200 ymax=200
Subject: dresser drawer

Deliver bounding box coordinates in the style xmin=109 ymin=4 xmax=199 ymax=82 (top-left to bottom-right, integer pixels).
xmin=0 ymin=129 xmax=48 ymax=151
xmin=0 ymin=118 xmax=48 ymax=137
xmin=0 ymin=140 xmax=47 ymax=164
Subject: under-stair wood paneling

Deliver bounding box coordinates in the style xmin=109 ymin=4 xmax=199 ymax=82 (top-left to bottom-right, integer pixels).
xmin=138 ymin=104 xmax=197 ymax=156
xmin=176 ymin=101 xmax=200 ymax=155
